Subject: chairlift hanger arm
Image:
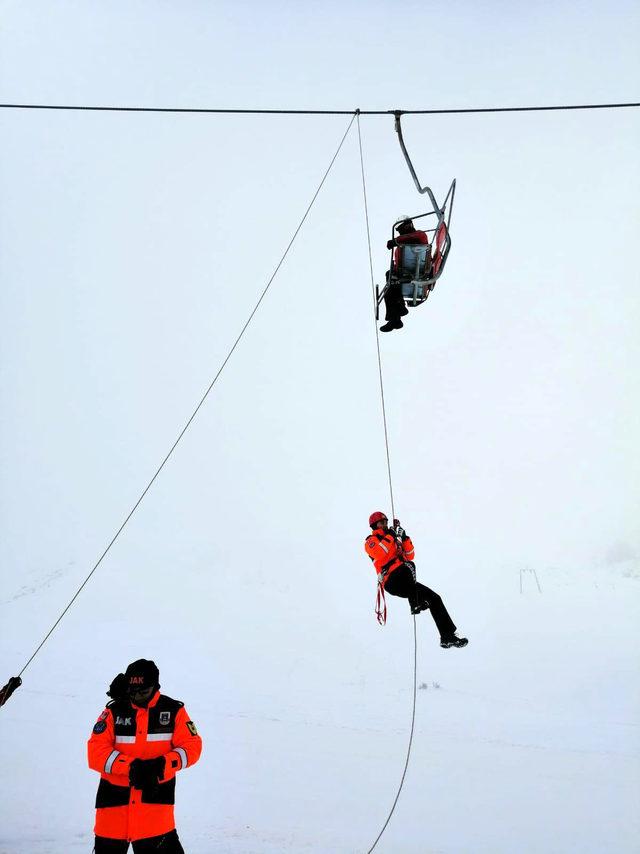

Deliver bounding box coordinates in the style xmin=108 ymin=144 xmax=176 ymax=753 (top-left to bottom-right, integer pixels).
xmin=394 ymin=113 xmax=456 ymax=232
xmin=394 ymin=112 xmax=440 ymax=210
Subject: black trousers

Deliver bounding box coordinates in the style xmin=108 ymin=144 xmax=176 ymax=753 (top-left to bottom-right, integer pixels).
xmin=383 ymin=277 xmax=406 ymax=322
xmin=94 ymin=830 xmax=184 ymax=853
xmin=384 ymin=563 xmax=457 ymax=638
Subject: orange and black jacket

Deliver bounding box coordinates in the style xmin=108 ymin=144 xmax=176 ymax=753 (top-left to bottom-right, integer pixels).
xmin=364 ymin=529 xmax=415 ymax=584
xmin=87 ymin=690 xmax=202 ymax=842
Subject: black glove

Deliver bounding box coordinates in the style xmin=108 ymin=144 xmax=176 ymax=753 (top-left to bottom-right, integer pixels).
xmin=129 ymin=757 xmax=165 ymax=790
xmin=106 ymin=673 xmax=127 ymax=701
xmin=387 ymin=239 xmax=396 ymax=249
xmin=0 ymin=676 xmax=22 ymax=708
xmin=393 ymin=519 xmax=407 ymax=540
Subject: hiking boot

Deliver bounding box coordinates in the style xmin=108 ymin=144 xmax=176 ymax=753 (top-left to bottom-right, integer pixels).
xmin=410 ymin=600 xmax=429 ymax=615
xmin=380 ymin=319 xmax=403 ymax=332
xmin=440 ymin=634 xmax=469 ymax=649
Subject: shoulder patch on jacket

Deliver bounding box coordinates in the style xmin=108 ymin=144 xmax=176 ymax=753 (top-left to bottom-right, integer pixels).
xmin=186 ymin=721 xmax=198 ymax=736
xmin=366 ymin=536 xmax=376 ymax=547
xmin=93 ymin=720 xmax=107 ymax=734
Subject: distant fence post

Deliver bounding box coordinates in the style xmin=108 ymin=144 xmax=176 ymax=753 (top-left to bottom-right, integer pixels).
xmin=520 ymin=567 xmax=542 ymax=594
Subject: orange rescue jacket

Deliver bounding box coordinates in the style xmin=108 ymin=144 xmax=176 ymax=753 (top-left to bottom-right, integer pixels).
xmin=87 ymin=690 xmax=202 ymax=842
xmin=364 ymin=529 xmax=415 ymax=584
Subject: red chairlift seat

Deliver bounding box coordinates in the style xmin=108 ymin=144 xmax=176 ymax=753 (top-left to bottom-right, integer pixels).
xmin=376 ymin=191 xmax=454 ymax=317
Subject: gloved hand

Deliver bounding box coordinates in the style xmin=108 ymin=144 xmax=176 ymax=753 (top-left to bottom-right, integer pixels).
xmin=386 ymin=239 xmax=396 ymax=249
xmin=393 ymin=519 xmax=407 ymax=540
xmin=0 ymin=676 xmax=22 ymax=707
xmin=129 ymin=757 xmax=165 ymax=790
xmin=106 ymin=673 xmax=127 ymax=701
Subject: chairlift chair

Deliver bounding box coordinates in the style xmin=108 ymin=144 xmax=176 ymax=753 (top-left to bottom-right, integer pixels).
xmin=375 ymin=112 xmax=456 ymax=319
xmin=375 ymin=185 xmax=455 ymax=318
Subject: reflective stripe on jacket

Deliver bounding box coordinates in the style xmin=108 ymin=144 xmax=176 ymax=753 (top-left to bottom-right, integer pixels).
xmin=87 ymin=690 xmax=202 ymax=842
xmin=364 ymin=530 xmax=415 ymax=584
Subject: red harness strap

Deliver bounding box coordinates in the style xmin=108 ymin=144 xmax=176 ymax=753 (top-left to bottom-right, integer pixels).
xmin=375 ymin=582 xmax=387 ymax=626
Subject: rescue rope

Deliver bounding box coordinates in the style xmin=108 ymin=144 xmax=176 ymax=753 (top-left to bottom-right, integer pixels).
xmin=366 ymin=616 xmax=417 ymax=854
xmin=357 ymin=112 xmax=419 ymax=853
xmin=7 ymin=113 xmax=356 ymax=692
xmin=356 ymin=113 xmax=396 ymax=522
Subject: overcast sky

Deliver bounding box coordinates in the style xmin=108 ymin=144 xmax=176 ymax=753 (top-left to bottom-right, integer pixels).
xmin=2 ymin=0 xmax=638 ymax=588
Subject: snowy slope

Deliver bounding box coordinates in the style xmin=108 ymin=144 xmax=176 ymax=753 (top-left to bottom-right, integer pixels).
xmin=1 ymin=548 xmax=638 ymax=853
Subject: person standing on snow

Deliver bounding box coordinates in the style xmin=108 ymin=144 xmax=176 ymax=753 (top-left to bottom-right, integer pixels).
xmin=364 ymin=512 xmax=468 ymax=648
xmin=380 ymin=217 xmax=430 ymax=333
xmin=88 ymin=659 xmax=202 ymax=853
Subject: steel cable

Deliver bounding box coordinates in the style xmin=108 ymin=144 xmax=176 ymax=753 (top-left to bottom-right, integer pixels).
xmin=0 ymin=101 xmax=638 ymax=115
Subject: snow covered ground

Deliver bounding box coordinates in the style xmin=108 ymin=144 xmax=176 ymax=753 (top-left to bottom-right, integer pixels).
xmin=1 ymin=549 xmax=638 ymax=853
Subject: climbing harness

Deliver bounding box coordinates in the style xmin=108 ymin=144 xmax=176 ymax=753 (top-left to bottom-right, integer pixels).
xmin=375 ymin=583 xmax=387 ymax=626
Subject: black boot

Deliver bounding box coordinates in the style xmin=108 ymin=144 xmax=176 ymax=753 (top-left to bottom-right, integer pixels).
xmin=380 ymin=319 xmax=403 ymax=332
xmin=440 ymin=634 xmax=468 ymax=649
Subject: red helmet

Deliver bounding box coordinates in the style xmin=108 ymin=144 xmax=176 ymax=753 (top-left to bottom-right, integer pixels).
xmin=369 ymin=511 xmax=388 ymax=528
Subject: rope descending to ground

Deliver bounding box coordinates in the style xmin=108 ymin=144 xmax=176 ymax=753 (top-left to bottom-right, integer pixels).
xmin=357 ymin=112 xmax=419 ymax=853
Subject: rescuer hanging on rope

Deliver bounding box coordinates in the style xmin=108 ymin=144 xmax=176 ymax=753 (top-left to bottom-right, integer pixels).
xmin=87 ymin=659 xmax=202 ymax=853
xmin=380 ymin=217 xmax=430 ymax=332
xmin=365 ymin=512 xmax=468 ymax=647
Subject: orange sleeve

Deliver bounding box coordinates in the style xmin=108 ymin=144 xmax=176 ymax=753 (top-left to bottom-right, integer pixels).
xmin=161 ymin=705 xmax=203 ymax=781
xmin=87 ymin=707 xmax=132 ymax=779
xmin=402 ymin=536 xmax=415 ymax=561
xmin=365 ymin=535 xmax=397 ymax=573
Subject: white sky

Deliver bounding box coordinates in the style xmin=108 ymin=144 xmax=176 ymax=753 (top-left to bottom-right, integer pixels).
xmin=0 ymin=2 xmax=639 ymax=851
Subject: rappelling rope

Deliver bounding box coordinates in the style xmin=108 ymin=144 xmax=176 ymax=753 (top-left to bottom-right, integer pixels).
xmin=10 ymin=113 xmax=357 ymax=686
xmin=367 ymin=618 xmax=417 ymax=854
xmin=356 ymin=112 xmax=395 ymax=522
xmin=356 ymin=111 xmax=419 ymax=854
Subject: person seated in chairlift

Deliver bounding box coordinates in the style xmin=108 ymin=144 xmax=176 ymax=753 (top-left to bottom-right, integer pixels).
xmin=380 ymin=217 xmax=430 ymax=333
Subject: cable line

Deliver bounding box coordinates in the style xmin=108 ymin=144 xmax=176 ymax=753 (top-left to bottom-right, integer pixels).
xmin=6 ymin=113 xmax=356 ymax=693
xmin=0 ymin=101 xmax=638 ymax=116
xmin=0 ymin=101 xmax=640 ymax=116
xmin=357 ymin=112 xmax=418 ymax=854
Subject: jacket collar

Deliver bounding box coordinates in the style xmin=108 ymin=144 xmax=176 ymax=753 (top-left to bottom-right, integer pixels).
xmin=131 ymin=689 xmax=160 ymax=711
